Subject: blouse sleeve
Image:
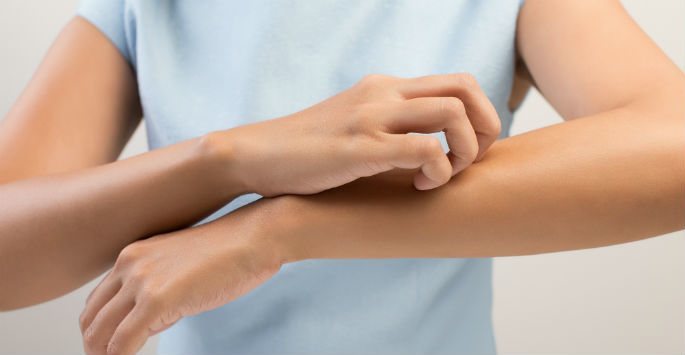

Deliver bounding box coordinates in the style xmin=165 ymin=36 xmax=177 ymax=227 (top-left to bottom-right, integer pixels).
xmin=75 ymin=0 xmax=134 ymax=65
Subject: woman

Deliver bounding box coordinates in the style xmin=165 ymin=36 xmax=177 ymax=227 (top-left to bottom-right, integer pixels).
xmin=0 ymin=0 xmax=682 ymax=354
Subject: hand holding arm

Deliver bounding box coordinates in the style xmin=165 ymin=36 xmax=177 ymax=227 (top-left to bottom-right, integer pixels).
xmin=267 ymin=0 xmax=685 ymax=261
xmin=80 ymin=3 xmax=685 ymax=352
xmin=210 ymin=71 xmax=502 ymax=196
xmin=270 ymin=103 xmax=684 ymax=261
xmin=81 ymin=101 xmax=685 ymax=354
xmin=1 ymin=18 xmax=498 ymax=310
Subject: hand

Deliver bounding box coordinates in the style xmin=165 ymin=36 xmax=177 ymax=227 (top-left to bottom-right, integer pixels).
xmin=78 ymin=202 xmax=283 ymax=355
xmin=212 ymin=73 xmax=501 ymax=196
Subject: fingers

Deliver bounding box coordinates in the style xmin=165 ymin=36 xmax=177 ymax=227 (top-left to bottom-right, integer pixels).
xmin=380 ymin=133 xmax=452 ymax=190
xmin=107 ymin=303 xmax=159 ymax=355
xmin=380 ymin=97 xmax=480 ymax=175
xmin=82 ymin=291 xmax=135 ymax=354
xmin=395 ymin=73 xmax=502 ymax=160
xmin=80 ymin=274 xmax=121 ymax=333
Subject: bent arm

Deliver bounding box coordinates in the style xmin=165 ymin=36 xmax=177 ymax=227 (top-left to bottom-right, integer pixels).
xmin=0 ymin=18 xmax=245 ymax=310
xmin=82 ymin=91 xmax=683 ymax=355
xmin=0 ymin=137 xmax=244 ymax=310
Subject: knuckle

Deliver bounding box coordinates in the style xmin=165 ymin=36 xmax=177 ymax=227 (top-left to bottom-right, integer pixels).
xmin=116 ymin=244 xmax=142 ymax=267
xmin=437 ymin=97 xmax=465 ymax=118
xmin=359 ymin=73 xmax=388 ymax=85
xmin=355 ymin=73 xmax=397 ymax=94
xmin=417 ymin=137 xmax=444 ymax=159
xmin=455 ymin=72 xmax=478 ymax=89
xmin=482 ymin=116 xmax=502 ymax=137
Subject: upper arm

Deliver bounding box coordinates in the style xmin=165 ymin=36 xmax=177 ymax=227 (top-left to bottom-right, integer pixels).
xmin=516 ymin=0 xmax=685 ymax=120
xmin=0 ymin=16 xmax=141 ymax=184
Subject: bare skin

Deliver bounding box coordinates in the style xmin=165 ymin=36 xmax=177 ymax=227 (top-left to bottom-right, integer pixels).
xmin=0 ymin=19 xmax=500 ymax=309
xmin=0 ymin=0 xmax=683 ymax=354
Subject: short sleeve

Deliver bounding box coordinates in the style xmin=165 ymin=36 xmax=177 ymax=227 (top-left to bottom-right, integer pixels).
xmin=76 ymin=0 xmax=133 ymax=65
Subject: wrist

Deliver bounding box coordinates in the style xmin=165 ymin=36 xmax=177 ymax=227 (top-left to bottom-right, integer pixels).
xmin=194 ymin=130 xmax=250 ymax=198
xmin=255 ymin=195 xmax=314 ymax=265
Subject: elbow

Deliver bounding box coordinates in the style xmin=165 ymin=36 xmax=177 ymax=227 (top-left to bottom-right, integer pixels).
xmin=658 ymin=74 xmax=685 ymax=122
xmin=662 ymin=81 xmax=685 ymax=161
xmin=628 ymin=77 xmax=685 ymax=151
xmin=629 ymin=71 xmax=685 ymax=124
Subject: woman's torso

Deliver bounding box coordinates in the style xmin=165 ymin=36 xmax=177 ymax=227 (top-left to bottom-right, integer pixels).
xmin=82 ymin=0 xmax=524 ymax=353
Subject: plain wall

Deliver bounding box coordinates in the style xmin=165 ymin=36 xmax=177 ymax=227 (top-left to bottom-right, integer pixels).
xmin=0 ymin=1 xmax=683 ymax=354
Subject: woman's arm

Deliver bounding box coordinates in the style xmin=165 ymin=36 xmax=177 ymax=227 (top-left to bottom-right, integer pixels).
xmin=78 ymin=94 xmax=684 ymax=354
xmin=77 ymin=86 xmax=685 ymax=354
xmin=0 ymin=19 xmax=141 ymax=183
xmin=270 ymin=0 xmax=685 ymax=260
xmin=0 ymin=18 xmax=247 ymax=310
xmin=78 ymin=2 xmax=685 ymax=351
xmin=271 ymin=102 xmax=684 ymax=261
xmin=1 ymin=17 xmax=505 ymax=309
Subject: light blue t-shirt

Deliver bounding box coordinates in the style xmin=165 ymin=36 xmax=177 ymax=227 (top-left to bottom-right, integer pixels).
xmin=77 ymin=1 xmax=524 ymax=354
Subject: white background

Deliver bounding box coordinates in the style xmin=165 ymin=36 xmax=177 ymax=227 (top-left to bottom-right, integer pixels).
xmin=0 ymin=1 xmax=683 ymax=354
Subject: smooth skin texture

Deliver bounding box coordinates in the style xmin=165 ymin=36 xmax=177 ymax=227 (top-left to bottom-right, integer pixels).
xmin=0 ymin=0 xmax=683 ymax=354
xmin=78 ymin=1 xmax=685 ymax=354
xmin=0 ymin=21 xmax=498 ymax=309
xmin=214 ymin=71 xmax=502 ymax=196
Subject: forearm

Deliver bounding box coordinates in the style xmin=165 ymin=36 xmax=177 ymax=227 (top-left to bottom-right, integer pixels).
xmin=80 ymin=93 xmax=682 ymax=355
xmin=270 ymin=98 xmax=684 ymax=262
xmin=0 ymin=133 xmax=243 ymax=309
